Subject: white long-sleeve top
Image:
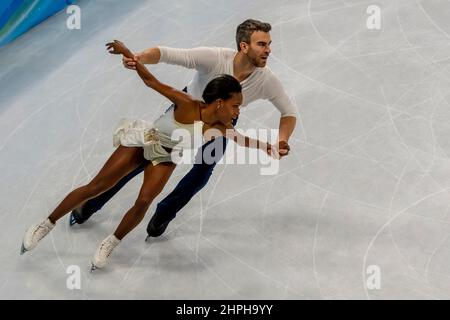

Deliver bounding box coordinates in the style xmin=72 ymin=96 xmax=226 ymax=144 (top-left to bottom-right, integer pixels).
xmin=158 ymin=46 xmax=298 ymax=118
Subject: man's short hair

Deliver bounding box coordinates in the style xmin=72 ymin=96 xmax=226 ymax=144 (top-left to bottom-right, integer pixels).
xmin=235 ymin=19 xmax=272 ymax=51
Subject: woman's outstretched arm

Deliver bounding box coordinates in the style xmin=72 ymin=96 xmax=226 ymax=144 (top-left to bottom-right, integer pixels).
xmin=106 ymin=40 xmax=192 ymax=107
xmin=209 ymin=123 xmax=279 ymax=159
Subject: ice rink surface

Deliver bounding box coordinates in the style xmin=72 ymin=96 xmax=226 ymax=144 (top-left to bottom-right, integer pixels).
xmin=2 ymin=0 xmax=450 ymax=299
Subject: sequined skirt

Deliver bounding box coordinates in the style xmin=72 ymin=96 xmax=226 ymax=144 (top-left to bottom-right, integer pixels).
xmin=112 ymin=118 xmax=181 ymax=165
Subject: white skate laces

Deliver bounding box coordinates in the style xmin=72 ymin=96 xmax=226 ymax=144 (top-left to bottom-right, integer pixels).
xmin=91 ymin=234 xmax=121 ymax=271
xmin=20 ymin=218 xmax=55 ymax=255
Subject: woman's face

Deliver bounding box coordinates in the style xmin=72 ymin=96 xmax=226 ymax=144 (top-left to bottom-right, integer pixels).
xmin=217 ymin=92 xmax=243 ymax=125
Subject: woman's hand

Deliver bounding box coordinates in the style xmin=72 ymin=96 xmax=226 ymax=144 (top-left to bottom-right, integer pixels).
xmin=106 ymin=40 xmax=133 ymax=58
xmin=266 ymin=143 xmax=280 ymax=160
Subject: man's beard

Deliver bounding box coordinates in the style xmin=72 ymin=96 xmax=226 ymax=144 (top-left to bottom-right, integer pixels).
xmin=250 ymin=54 xmax=265 ymax=67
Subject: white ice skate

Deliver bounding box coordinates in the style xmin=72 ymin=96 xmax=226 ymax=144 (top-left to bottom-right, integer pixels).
xmin=90 ymin=234 xmax=121 ymax=272
xmin=20 ymin=219 xmax=55 ymax=255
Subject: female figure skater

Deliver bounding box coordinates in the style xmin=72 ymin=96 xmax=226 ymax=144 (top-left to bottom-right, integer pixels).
xmin=20 ymin=40 xmax=276 ymax=271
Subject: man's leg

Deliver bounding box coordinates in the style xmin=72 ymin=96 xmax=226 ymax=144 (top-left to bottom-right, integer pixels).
xmin=146 ymin=117 xmax=238 ymax=238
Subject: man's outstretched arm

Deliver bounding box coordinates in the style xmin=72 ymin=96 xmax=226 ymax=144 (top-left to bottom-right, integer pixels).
xmin=279 ymin=116 xmax=297 ymax=143
xmin=107 ymin=40 xmax=192 ymax=107
xmin=123 ymin=47 xmax=161 ymax=69
xmin=266 ymin=74 xmax=298 ymax=156
xmin=123 ymin=46 xmax=218 ymax=73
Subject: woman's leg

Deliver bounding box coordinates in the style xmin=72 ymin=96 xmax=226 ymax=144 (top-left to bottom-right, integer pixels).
xmin=70 ymin=162 xmax=147 ymax=225
xmin=48 ymin=146 xmax=145 ymax=224
xmin=113 ymin=162 xmax=176 ymax=240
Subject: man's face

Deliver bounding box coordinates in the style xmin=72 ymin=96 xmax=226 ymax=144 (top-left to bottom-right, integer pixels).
xmin=243 ymin=31 xmax=272 ymax=67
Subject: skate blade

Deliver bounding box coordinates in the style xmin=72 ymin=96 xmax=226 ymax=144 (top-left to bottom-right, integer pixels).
xmin=69 ymin=213 xmax=77 ymax=226
xmin=20 ymin=243 xmax=27 ymax=255
xmin=145 ymin=235 xmax=150 ymax=242
xmin=90 ymin=264 xmax=97 ymax=273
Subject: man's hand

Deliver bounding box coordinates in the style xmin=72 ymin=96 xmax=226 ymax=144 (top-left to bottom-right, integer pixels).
xmin=106 ymin=40 xmax=133 ymax=58
xmin=122 ymin=54 xmax=140 ymax=70
xmin=265 ymin=141 xmax=290 ymax=159
xmin=278 ymin=140 xmax=290 ymax=158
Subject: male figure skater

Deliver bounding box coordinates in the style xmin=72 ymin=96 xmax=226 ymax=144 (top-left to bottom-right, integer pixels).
xmin=70 ymin=19 xmax=297 ymax=239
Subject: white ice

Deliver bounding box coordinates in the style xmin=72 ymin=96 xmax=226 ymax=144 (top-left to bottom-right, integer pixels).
xmin=1 ymin=0 xmax=450 ymax=299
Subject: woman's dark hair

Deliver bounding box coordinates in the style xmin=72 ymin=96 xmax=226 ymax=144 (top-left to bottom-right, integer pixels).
xmin=202 ymin=74 xmax=242 ymax=104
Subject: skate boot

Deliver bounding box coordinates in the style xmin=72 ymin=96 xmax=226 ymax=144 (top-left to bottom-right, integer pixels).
xmin=91 ymin=234 xmax=121 ymax=272
xmin=145 ymin=212 xmax=172 ymax=242
xmin=69 ymin=205 xmax=97 ymax=226
xmin=21 ymin=218 xmax=55 ymax=255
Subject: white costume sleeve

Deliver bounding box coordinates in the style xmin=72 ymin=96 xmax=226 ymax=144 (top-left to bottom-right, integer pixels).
xmin=264 ymin=72 xmax=298 ymax=118
xmin=158 ymin=46 xmax=219 ymax=74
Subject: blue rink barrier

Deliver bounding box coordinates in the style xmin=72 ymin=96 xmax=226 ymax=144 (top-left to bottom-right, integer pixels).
xmin=0 ymin=0 xmax=76 ymax=47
